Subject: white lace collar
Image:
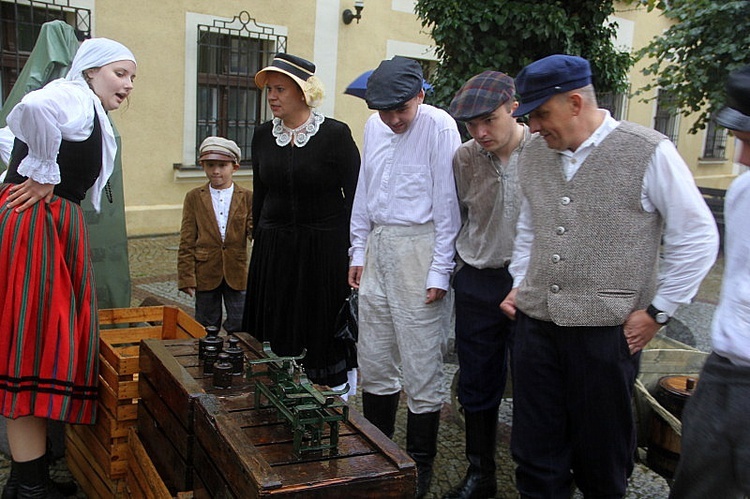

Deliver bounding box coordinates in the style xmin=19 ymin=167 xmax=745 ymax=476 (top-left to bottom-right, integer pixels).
xmin=272 ymin=110 xmax=325 ymax=147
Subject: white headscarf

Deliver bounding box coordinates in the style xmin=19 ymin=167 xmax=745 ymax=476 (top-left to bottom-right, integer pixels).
xmin=66 ymin=38 xmax=136 ymax=211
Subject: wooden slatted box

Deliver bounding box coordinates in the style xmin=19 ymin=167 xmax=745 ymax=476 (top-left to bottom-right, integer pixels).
xmin=65 ymin=306 xmax=204 ymax=498
xmin=137 ymin=333 xmax=264 ymax=493
xmin=138 ymin=333 xmax=416 ymax=497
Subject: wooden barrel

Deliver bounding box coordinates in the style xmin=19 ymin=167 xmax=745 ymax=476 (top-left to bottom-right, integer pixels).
xmin=646 ymin=375 xmax=698 ymax=480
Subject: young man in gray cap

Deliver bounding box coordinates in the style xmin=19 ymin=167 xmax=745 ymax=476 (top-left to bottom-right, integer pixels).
xmin=670 ymin=65 xmax=750 ymax=499
xmin=348 ymin=56 xmax=461 ymax=498
xmin=499 ymin=54 xmax=719 ymax=497
xmin=443 ymin=71 xmax=530 ymax=499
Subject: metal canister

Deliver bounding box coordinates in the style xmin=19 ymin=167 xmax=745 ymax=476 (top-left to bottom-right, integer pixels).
xmin=225 ymin=335 xmax=245 ymax=376
xmin=213 ymin=352 xmax=233 ymax=389
xmin=203 ymin=345 xmax=219 ymax=375
xmin=198 ymin=326 xmax=222 ymax=362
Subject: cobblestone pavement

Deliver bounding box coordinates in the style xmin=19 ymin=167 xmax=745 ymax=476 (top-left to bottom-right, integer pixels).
xmin=1 ymin=233 xmax=723 ymax=498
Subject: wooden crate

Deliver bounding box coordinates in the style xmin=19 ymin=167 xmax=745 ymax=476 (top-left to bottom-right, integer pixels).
xmin=192 ymin=394 xmax=416 ymax=498
xmin=139 ymin=334 xmax=415 ymax=498
xmin=66 ymin=306 xmax=205 ymax=498
xmin=138 ymin=334 xmax=265 ymax=493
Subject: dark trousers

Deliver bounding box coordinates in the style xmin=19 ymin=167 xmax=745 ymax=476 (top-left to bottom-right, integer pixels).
xmin=670 ymin=352 xmax=750 ymax=499
xmin=511 ymin=312 xmax=640 ymax=498
xmin=195 ymin=280 xmax=245 ymax=333
xmin=453 ymin=264 xmax=514 ymax=411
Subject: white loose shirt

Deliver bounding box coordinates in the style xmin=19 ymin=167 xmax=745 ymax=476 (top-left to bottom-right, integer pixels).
xmin=510 ymin=111 xmax=719 ymax=315
xmin=711 ymin=169 xmax=750 ymax=366
xmin=349 ymin=105 xmax=461 ymax=290
xmin=5 ymin=79 xmax=117 ymax=211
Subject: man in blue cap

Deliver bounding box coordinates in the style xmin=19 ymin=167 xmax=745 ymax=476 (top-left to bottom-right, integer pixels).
xmin=443 ymin=70 xmax=531 ymax=499
xmin=499 ymin=54 xmax=719 ymax=497
xmin=670 ymin=65 xmax=750 ymax=499
xmin=348 ymin=56 xmax=461 ymax=498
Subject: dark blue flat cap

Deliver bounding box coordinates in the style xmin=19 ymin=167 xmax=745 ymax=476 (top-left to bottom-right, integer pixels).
xmin=365 ymin=56 xmax=423 ymax=110
xmin=513 ymin=54 xmax=592 ymax=117
xmin=449 ymin=71 xmax=515 ymax=121
xmin=717 ymin=65 xmax=750 ymax=132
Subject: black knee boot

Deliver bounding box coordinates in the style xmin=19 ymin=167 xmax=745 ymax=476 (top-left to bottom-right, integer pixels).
xmin=443 ymin=406 xmax=499 ymax=498
xmin=406 ymin=410 xmax=441 ymax=499
xmin=362 ymin=391 xmax=400 ymax=439
xmin=15 ymin=455 xmax=65 ymax=499
xmin=2 ymin=457 xmax=76 ymax=499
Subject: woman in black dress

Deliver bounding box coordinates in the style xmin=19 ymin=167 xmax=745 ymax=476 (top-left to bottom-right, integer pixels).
xmin=242 ymin=53 xmax=360 ymax=392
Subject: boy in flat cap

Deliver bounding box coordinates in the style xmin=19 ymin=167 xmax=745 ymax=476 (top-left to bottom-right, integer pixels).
xmin=178 ymin=136 xmax=253 ymax=333
xmin=670 ymin=65 xmax=750 ymax=499
xmin=443 ymin=70 xmax=531 ymax=499
xmin=348 ymin=56 xmax=461 ymax=498
xmin=499 ymin=54 xmax=719 ymax=497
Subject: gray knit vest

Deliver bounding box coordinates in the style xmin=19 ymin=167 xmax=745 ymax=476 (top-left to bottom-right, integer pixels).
xmin=516 ymin=121 xmax=665 ymax=326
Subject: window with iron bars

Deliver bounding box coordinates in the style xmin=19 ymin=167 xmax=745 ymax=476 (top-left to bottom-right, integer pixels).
xmin=653 ymin=89 xmax=679 ymax=145
xmin=0 ymin=0 xmax=90 ymax=105
xmin=702 ymin=116 xmax=728 ymax=160
xmin=195 ymin=12 xmax=284 ymax=167
xmin=597 ymin=91 xmax=627 ymax=121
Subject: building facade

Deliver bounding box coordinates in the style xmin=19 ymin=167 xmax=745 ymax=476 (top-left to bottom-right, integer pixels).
xmin=0 ymin=0 xmax=739 ymax=235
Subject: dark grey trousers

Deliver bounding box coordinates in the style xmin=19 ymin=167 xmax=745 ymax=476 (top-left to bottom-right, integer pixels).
xmin=670 ymin=352 xmax=750 ymax=499
xmin=195 ymin=280 xmax=245 ymax=333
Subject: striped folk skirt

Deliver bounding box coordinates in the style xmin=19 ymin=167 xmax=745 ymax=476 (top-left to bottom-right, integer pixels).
xmin=0 ymin=184 xmax=99 ymax=424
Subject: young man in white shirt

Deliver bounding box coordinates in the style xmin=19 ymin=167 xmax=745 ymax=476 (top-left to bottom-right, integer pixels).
xmin=348 ymin=56 xmax=461 ymax=499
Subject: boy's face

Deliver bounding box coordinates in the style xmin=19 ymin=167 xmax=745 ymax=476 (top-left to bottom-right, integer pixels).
xmin=201 ymin=160 xmax=238 ymax=189
xmin=378 ymin=89 xmax=425 ymax=134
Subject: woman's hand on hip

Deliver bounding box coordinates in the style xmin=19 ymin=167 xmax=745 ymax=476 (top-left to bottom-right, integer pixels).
xmin=6 ymin=178 xmax=54 ymax=212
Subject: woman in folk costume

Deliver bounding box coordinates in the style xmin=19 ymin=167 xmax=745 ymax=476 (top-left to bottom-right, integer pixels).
xmin=0 ymin=38 xmax=136 ymax=498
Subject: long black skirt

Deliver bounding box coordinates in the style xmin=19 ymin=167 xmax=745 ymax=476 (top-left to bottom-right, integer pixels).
xmin=242 ymin=225 xmax=354 ymax=387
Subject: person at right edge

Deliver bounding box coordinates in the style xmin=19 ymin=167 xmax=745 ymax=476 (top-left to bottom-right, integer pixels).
xmin=669 ymin=65 xmax=750 ymax=499
xmin=499 ymin=54 xmax=719 ymax=498
xmin=443 ymin=71 xmax=530 ymax=499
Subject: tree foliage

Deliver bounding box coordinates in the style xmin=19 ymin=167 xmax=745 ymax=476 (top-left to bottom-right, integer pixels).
xmin=629 ymin=0 xmax=750 ymax=133
xmin=414 ymin=0 xmax=632 ymax=108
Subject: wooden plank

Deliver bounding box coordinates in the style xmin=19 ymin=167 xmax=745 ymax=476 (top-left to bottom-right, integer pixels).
xmin=162 ymin=306 xmax=180 ymax=339
xmin=126 ymin=471 xmax=147 ymax=499
xmin=99 ymin=374 xmax=139 ymax=421
xmin=139 ymin=377 xmax=193 ymax=460
xmin=68 ymin=424 xmax=129 ymax=478
xmin=91 ymin=404 xmax=134 ymax=447
xmin=100 ymin=306 xmax=168 ymax=325
xmin=102 ymin=325 xmax=165 ymax=345
xmin=128 ymin=427 xmax=173 ymax=499
xmin=137 ymin=402 xmax=193 ymax=493
xmin=140 ymin=339 xmax=205 ymax=429
xmin=176 ymin=309 xmax=208 ymax=339
xmin=100 ymin=343 xmax=142 ymax=376
xmin=194 ymin=394 xmax=281 ymax=496
xmin=66 ymin=427 xmax=127 ymax=497
xmin=192 ymin=439 xmax=240 ymax=499
xmin=99 ymin=355 xmax=138 ymax=399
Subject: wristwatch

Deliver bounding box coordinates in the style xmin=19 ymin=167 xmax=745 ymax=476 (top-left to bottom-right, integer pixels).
xmin=646 ymin=304 xmax=670 ymax=325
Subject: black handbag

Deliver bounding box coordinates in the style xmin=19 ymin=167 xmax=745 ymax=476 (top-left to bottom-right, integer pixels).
xmin=334 ymin=289 xmax=358 ymax=343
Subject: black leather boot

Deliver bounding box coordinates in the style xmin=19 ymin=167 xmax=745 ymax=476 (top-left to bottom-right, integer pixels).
xmin=15 ymin=454 xmax=65 ymax=499
xmin=362 ymin=391 xmax=400 ymax=439
xmin=406 ymin=410 xmax=441 ymax=499
xmin=2 ymin=457 xmax=76 ymax=499
xmin=442 ymin=406 xmax=499 ymax=498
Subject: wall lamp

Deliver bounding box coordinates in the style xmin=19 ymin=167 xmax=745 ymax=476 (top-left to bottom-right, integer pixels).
xmin=343 ymin=1 xmax=364 ymax=25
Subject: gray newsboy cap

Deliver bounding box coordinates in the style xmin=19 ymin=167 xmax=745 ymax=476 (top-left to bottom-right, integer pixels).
xmin=365 ymin=57 xmax=423 ymax=111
